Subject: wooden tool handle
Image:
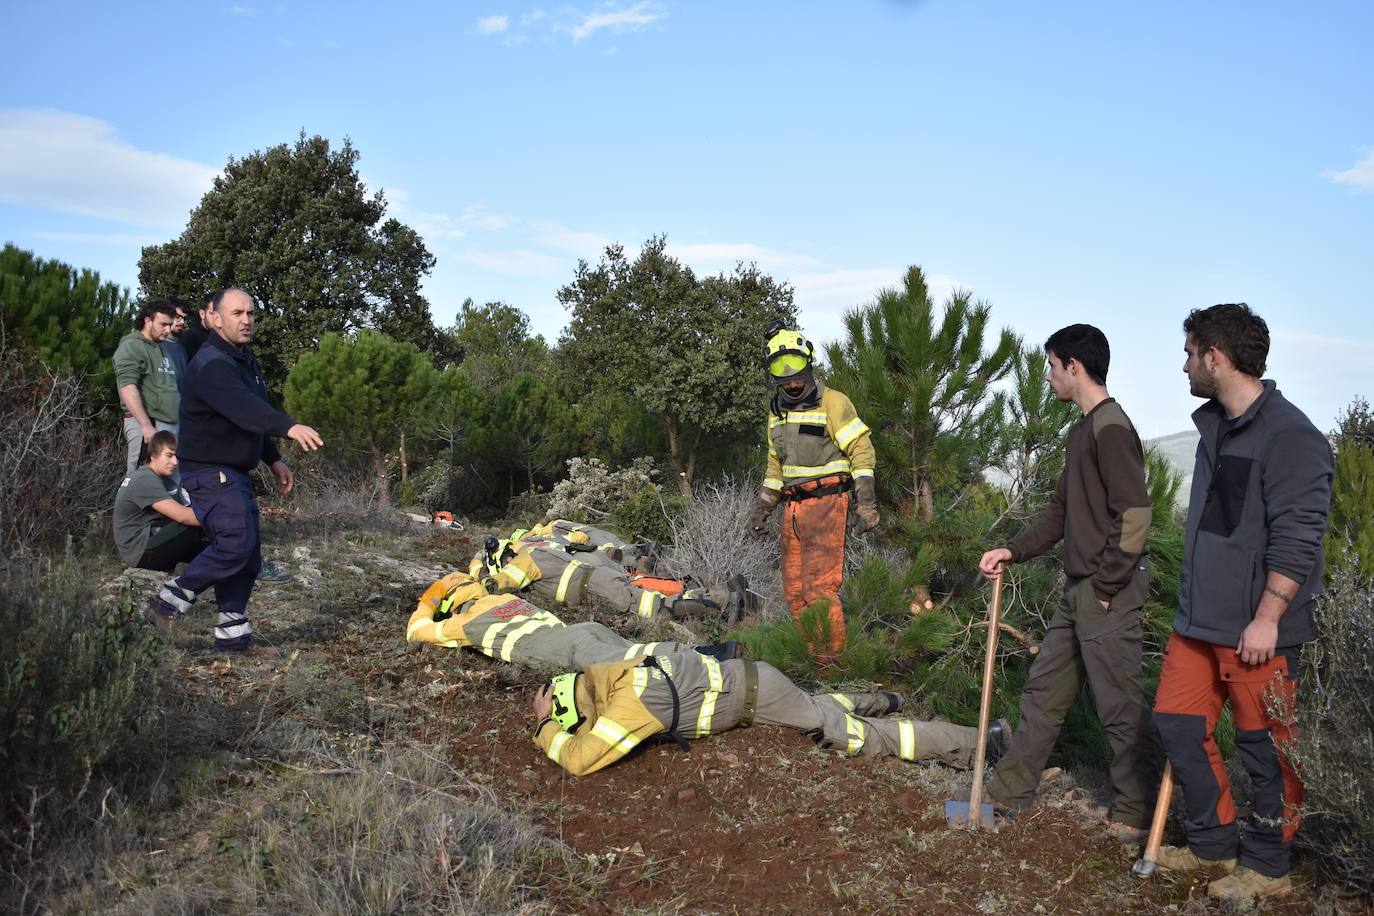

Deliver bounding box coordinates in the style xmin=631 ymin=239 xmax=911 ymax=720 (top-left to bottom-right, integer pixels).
xmin=1142 ymin=761 xmax=1175 ymax=863
xmin=966 ymin=569 xmax=1004 ymax=828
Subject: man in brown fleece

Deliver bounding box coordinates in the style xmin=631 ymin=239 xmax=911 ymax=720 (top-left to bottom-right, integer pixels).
xmin=977 ymin=324 xmax=1157 ymax=840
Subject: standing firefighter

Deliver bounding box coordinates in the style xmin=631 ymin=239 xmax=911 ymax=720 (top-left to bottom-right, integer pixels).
xmin=532 ymin=652 xmax=1006 ymax=776
xmin=746 ymin=324 xmax=878 ymax=671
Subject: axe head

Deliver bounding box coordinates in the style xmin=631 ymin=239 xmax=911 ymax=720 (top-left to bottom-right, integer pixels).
xmin=944 ymin=799 xmax=996 ymax=829
xmin=1131 ymin=858 xmax=1159 ymax=877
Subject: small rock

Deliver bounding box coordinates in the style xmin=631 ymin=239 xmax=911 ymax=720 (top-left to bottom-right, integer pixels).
xmin=292 ymin=546 xmax=313 ymax=560
xmin=672 ymin=787 xmax=696 ymax=805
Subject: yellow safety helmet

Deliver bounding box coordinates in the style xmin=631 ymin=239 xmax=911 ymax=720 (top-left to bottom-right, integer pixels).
xmin=764 ymin=328 xmax=815 ymax=381
xmin=548 ymin=672 xmax=584 ymax=732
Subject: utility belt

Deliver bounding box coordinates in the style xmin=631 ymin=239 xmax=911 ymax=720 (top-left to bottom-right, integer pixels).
xmin=781 ymin=474 xmax=852 ymax=502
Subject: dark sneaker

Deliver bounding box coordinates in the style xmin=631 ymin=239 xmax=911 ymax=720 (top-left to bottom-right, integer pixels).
xmin=984 ymin=718 xmax=1012 ymax=766
xmin=256 ymin=561 xmax=291 ymax=583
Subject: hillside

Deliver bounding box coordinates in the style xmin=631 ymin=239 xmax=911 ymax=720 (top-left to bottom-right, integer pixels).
xmin=1146 ymin=429 xmax=1200 ymax=506
xmin=32 ymin=499 xmax=1363 ymax=914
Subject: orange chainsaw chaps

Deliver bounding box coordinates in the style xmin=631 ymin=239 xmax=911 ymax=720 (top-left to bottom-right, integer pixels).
xmin=780 ymin=490 xmax=849 ymax=660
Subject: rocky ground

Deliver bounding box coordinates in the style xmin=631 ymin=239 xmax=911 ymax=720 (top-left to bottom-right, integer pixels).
xmin=77 ymin=504 xmax=1368 ymax=915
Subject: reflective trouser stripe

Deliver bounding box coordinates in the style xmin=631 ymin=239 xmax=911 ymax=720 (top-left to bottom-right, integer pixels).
xmin=592 ymin=717 xmax=641 ymax=755
xmin=624 ymin=642 xmax=662 ymax=659
xmin=632 ymin=666 xmax=650 ymax=696
xmin=636 ymin=590 xmax=659 ymax=618
xmin=898 ymin=720 xmax=916 ymax=761
xmin=215 ymin=610 xmax=251 ymax=642
xmin=696 ymin=657 xmax=723 ymax=736
xmin=828 ymin=693 xmax=855 ymax=711
xmin=556 ymin=560 xmax=584 ymax=603
xmin=478 ymin=613 xmax=560 ymax=659
xmin=844 ymin=714 xmax=866 ymax=756
xmin=548 ymin=731 xmax=572 ymax=763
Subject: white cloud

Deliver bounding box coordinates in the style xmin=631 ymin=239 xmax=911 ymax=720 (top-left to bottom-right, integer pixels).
xmin=1328 ymin=147 xmax=1374 ymax=191
xmin=668 ymin=241 xmax=823 ymax=274
xmin=274 ymin=35 xmax=294 ymax=47
xmin=0 ymin=108 xmax=216 ymax=227
xmin=229 ymin=5 xmax=255 ymax=14
xmin=561 ymin=2 xmax=665 ymax=42
xmin=455 ymin=248 xmax=565 ymax=275
xmin=476 ymin=14 xmax=509 ymax=34
xmin=460 ymin=204 xmax=517 ymax=230
xmin=529 ymin=219 xmax=611 ymax=255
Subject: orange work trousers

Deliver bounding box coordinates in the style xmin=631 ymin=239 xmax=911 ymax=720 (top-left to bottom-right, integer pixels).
xmin=1152 ymin=632 xmax=1302 ymax=877
xmin=780 ymin=477 xmax=850 ymax=663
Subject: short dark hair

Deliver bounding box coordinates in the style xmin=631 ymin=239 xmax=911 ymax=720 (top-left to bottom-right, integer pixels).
xmin=1044 ymin=323 xmax=1109 ymax=385
xmin=209 ymin=287 xmax=254 ymax=311
xmin=135 ymin=297 xmax=179 ymax=331
xmin=1183 ymin=303 xmax=1268 ymax=378
xmin=139 ymin=430 xmax=178 ymax=465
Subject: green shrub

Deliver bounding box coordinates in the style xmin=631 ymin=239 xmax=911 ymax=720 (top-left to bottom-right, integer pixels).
xmin=0 ymin=557 xmax=164 ymax=908
xmin=1290 ymin=553 xmax=1374 ymax=896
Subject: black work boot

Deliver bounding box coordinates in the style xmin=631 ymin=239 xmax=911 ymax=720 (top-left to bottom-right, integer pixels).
xmin=694 ymin=639 xmax=745 ymax=661
xmin=724 ymin=573 xmax=754 ymax=624
xmin=984 ymin=717 xmax=1012 ymax=766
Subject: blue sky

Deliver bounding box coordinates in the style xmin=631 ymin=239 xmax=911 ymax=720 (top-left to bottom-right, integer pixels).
xmin=2 ymin=0 xmax=1371 ymax=439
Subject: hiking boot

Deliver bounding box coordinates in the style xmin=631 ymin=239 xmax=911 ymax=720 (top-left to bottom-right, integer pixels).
xmin=1207 ymin=866 xmax=1292 ymax=899
xmin=694 ymin=639 xmax=744 ymax=661
xmin=984 ymin=718 xmax=1012 ymax=766
xmin=1104 ymin=820 xmax=1149 ymax=844
xmin=145 ymin=598 xmax=192 ymax=647
xmin=1156 ymin=845 xmax=1237 ymax=874
xmin=256 ymin=561 xmax=291 ymax=583
xmin=670 ymin=585 xmax=731 ymax=619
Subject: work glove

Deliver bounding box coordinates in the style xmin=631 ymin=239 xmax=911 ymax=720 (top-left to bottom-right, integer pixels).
xmin=853 ymin=476 xmax=880 ymax=534
xmin=746 ymin=491 xmax=779 ymax=538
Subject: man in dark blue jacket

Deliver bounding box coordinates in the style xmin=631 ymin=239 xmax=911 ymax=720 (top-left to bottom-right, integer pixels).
xmin=1152 ymin=303 xmax=1332 ymax=900
xmin=149 ymin=288 xmax=323 ymax=656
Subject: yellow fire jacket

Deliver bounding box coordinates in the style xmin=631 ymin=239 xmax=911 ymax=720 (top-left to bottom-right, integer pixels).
xmin=406 ymin=573 xmax=565 ymax=662
xmin=763 ymin=383 xmax=875 ymax=491
xmin=533 ymin=652 xmax=743 ymax=776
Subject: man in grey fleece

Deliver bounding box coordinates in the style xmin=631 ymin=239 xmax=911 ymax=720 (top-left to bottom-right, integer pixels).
xmin=978 ymin=324 xmax=1157 ymax=839
xmin=1152 ymin=303 xmax=1333 ymax=900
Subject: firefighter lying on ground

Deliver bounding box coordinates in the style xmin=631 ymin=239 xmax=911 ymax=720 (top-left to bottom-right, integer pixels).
xmin=522 ymin=517 xmax=669 ymax=575
xmin=406 ymin=572 xmax=743 ymax=672
xmin=532 ymin=652 xmax=1010 ymax=776
xmin=473 ymin=533 xmax=754 ymax=623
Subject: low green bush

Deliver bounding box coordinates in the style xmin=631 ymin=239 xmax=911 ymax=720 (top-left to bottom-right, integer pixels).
xmin=0 ymin=556 xmax=164 ymax=909
xmin=1290 ymin=553 xmax=1374 ymax=897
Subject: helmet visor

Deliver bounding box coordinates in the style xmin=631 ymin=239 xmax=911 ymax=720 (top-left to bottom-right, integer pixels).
xmin=768 ymin=352 xmax=810 ymax=378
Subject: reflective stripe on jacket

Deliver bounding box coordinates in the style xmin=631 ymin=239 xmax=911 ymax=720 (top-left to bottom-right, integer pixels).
xmin=763 ymin=384 xmax=875 ymax=491
xmin=533 ymin=652 xmax=747 ymax=775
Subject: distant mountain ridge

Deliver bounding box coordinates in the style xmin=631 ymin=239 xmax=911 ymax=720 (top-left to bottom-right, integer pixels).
xmin=1145 ymin=429 xmax=1199 ymax=506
